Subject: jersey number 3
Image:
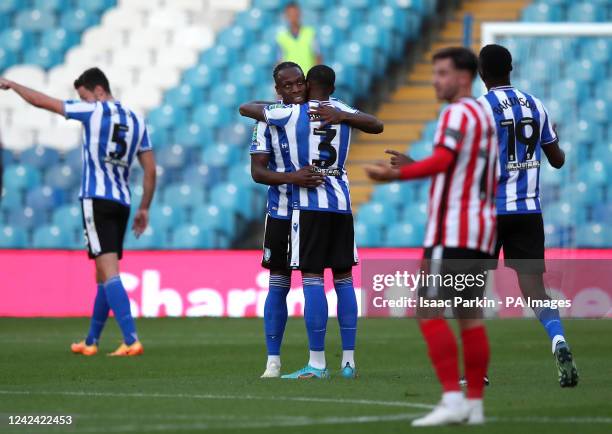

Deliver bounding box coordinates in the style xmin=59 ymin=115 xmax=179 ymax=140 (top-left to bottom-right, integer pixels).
xmin=312 ymin=127 xmax=337 ymax=168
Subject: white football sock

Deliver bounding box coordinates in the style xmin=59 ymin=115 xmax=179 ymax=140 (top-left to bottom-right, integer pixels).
xmin=341 ymin=350 xmax=355 ymax=368
xmin=267 ymin=355 xmax=280 ymax=366
xmin=308 ymin=351 xmax=326 ymax=369
xmin=552 ymin=334 xmax=566 ymax=354
xmin=442 ymin=391 xmax=464 ymax=407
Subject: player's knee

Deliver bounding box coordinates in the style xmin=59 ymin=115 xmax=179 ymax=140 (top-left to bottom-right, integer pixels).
xmin=332 ymin=268 xmax=352 ymax=279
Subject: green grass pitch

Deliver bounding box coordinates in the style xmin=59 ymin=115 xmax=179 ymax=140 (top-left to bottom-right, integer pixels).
xmin=1 ymin=317 xmax=610 ymax=433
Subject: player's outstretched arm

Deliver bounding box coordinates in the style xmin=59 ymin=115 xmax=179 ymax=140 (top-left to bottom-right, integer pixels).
xmin=0 ymin=78 xmax=64 ymax=116
xmin=542 ymin=141 xmax=565 ymax=169
xmin=310 ymin=105 xmax=383 ymax=134
xmin=133 ymin=150 xmax=156 ymax=238
xmin=239 ymin=102 xmax=269 ymax=122
xmin=251 ymin=154 xmax=324 ymax=188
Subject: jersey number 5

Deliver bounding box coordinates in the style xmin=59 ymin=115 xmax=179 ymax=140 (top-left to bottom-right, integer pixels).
xmin=500 ymin=117 xmax=540 ymax=161
xmin=312 ymin=127 xmax=337 ymax=168
xmin=110 ymin=123 xmax=129 ymax=160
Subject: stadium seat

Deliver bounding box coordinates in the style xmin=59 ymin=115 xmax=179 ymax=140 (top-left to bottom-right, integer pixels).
xmin=124 ymin=226 xmax=164 ymax=249
xmin=149 ymin=205 xmax=187 ymax=232
xmin=576 ymin=223 xmax=610 ymax=247
xmin=371 ymin=182 xmax=405 ymax=206
xmin=0 ymin=226 xmax=28 ymax=248
xmin=51 ymin=204 xmax=82 ymax=233
xmin=357 ymin=202 xmax=398 ymax=227
xmin=173 ymin=123 xmax=214 ymax=149
xmin=245 ymin=43 xmax=277 ymax=68
xmin=162 ymin=183 xmax=207 ymax=209
xmin=383 ymin=222 xmax=424 ymax=247
xmin=201 ymin=144 xmax=240 ymax=169
xmin=170 ymin=224 xmax=214 ymax=249
xmin=217 ymin=25 xmax=248 ymax=50
xmin=579 ymin=99 xmax=609 ymax=124
xmin=157 ymin=144 xmax=188 ymax=170
xmin=228 ymin=63 xmax=262 ymax=89
xmin=164 ymin=84 xmax=197 ymax=109
xmin=25 ymin=186 xmax=65 ymax=211
xmin=235 ymin=8 xmax=272 ymax=32
xmin=32 ymin=225 xmax=73 ymax=248
xmin=0 ymin=188 xmax=23 ymax=210
xmin=216 ymin=123 xmax=250 ymax=146
xmin=578 ymin=159 xmax=608 ymax=186
xmin=7 ymin=206 xmax=47 ymax=229
xmin=567 ymin=58 xmax=605 ymax=83
xmin=354 ymin=221 xmax=383 ymax=247
xmin=41 ymin=28 xmax=78 ymax=52
xmin=15 ymin=9 xmax=57 ymax=32
xmin=580 ymin=38 xmax=611 ymax=64
xmin=3 ymin=164 xmax=41 ymax=191
xmin=192 ymin=103 xmax=232 ymax=129
xmin=191 ymin=204 xmax=234 ymax=236
xmin=19 ymin=146 xmax=61 ymax=170
xmin=60 ymin=9 xmax=94 ymax=33
xmin=183 ymin=64 xmax=220 ymax=92
xmin=148 ymin=105 xmax=186 ymax=130
xmin=521 ymin=3 xmax=562 ymax=21
xmin=199 ymin=44 xmax=237 ymax=70
xmin=210 ymin=83 xmax=248 ymax=109
xmin=210 ymin=182 xmax=254 ymax=219
xmin=566 ymin=2 xmax=607 ymax=22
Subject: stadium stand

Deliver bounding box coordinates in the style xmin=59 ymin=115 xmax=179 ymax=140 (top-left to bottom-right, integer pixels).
xmin=0 ymin=0 xmax=609 ymax=249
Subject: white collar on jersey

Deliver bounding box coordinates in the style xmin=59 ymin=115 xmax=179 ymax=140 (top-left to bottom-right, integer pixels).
xmin=490 ymin=85 xmax=514 ymax=91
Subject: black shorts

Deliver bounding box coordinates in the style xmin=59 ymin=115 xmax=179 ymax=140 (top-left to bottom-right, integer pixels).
xmin=494 ymin=213 xmax=545 ymax=274
xmin=81 ymin=198 xmax=130 ymax=260
xmin=289 ymin=210 xmax=358 ymax=274
xmin=261 ymin=215 xmax=291 ymax=271
xmin=418 ymin=246 xmax=493 ymax=318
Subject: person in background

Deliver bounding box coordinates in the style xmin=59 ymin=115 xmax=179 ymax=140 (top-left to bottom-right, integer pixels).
xmin=276 ymin=2 xmax=322 ymax=74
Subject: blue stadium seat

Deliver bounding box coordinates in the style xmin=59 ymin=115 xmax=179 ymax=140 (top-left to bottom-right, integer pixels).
xmin=51 ymin=204 xmax=82 ymax=233
xmin=210 ymin=182 xmax=254 ymax=219
xmin=217 ymin=25 xmax=248 ymax=50
xmin=580 ymin=38 xmax=610 ymax=64
xmin=576 ymin=223 xmax=609 ymax=247
xmin=421 ymin=120 xmax=438 ymax=142
xmin=578 ymin=159 xmax=607 ymax=186
xmin=210 ymin=83 xmax=248 ymax=108
xmin=352 ymin=23 xmax=392 ymax=57
xmin=60 ymin=9 xmax=94 ymax=32
xmin=157 ymin=144 xmax=187 ymax=170
xmin=0 ymin=0 xmax=19 ymax=14
xmin=570 ymin=119 xmax=603 ymax=147
xmin=63 ymin=147 xmax=83 ymax=172
xmin=400 ymin=202 xmax=428 ymax=226
xmin=0 ymin=47 xmax=17 ymax=69
xmin=579 ymin=99 xmax=609 ymax=124
xmin=147 ymin=125 xmax=170 ymax=149
xmin=193 ymin=103 xmax=232 ymax=129
xmin=162 ymin=183 xmax=207 ymax=209
xmin=170 ymin=224 xmax=214 ymax=249
xmin=544 ymin=201 xmax=587 ymax=227
xmin=539 ymin=159 xmax=564 ymax=189
xmin=148 ymin=104 xmax=186 ymax=130
xmin=371 ymin=182 xmax=404 ymax=206
xmin=526 ymin=58 xmax=559 ymax=83
xmin=15 ymin=9 xmax=57 ymax=31
xmin=7 ymin=206 xmax=47 ymax=229
xmin=521 ymin=3 xmax=562 ymax=21
xmin=324 ymin=6 xmax=362 ymax=32
xmin=40 ymin=28 xmax=78 ymax=52
xmin=245 ymin=43 xmax=277 ymax=68
xmin=0 ymin=187 xmax=23 ymax=210
xmin=34 ymin=0 xmax=70 ymax=11
xmin=0 ymin=226 xmax=28 ymax=248
xmin=182 ymin=163 xmax=221 ymax=188
xmin=76 ymin=0 xmax=113 ymax=13
xmin=384 ymin=222 xmax=424 ymax=247
xmin=44 ymin=164 xmax=79 ymax=190
xmin=357 ymin=202 xmax=398 ymax=227
xmin=201 ymin=144 xmax=240 ymax=169
xmin=216 ymin=123 xmax=251 ymax=146
xmin=164 ymin=84 xmax=197 ymax=109
xmin=32 ymin=225 xmax=73 ymax=248
xmin=228 ymin=63 xmax=263 ymax=89
xmin=368 ymin=6 xmax=410 ymax=38
xmin=191 ymin=204 xmax=234 ymax=236
xmin=25 ymin=186 xmax=65 ymax=211
xmin=408 ymin=140 xmax=432 ymax=160
xmin=235 ymin=8 xmax=272 ymax=33
xmin=0 ymin=29 xmax=34 ymax=53
xmin=183 ymin=64 xmax=220 ymax=91
xmin=199 ymin=44 xmax=237 ymax=70
xmin=23 ymin=46 xmax=62 ymax=68
xmin=20 ymin=146 xmax=60 ymax=169
xmin=227 ymin=162 xmax=253 ymax=188
xmin=334 ymin=42 xmax=374 ymax=76
xmin=3 ymin=164 xmax=41 ymax=191
xmin=124 ymin=226 xmax=164 ymax=250
xmin=174 ymin=123 xmax=214 ymax=149
xmin=149 ymin=205 xmax=187 ymax=232
xmin=566 ymin=58 xmax=605 ymax=82
xmin=566 ymin=2 xmax=606 ymax=22
xmin=354 ymin=221 xmax=383 ymax=247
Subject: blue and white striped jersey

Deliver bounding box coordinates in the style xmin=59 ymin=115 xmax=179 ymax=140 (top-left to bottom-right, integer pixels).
xmin=478 ymin=86 xmax=557 ymax=214
xmin=249 ymin=120 xmax=292 ymax=219
xmin=263 ymin=98 xmax=357 ymax=214
xmin=64 ymin=100 xmax=152 ymax=207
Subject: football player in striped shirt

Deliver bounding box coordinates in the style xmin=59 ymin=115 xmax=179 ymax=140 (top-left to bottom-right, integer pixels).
xmin=246 ymin=61 xmax=326 ymax=378
xmin=241 ymin=65 xmax=383 ymax=379
xmin=366 ymin=47 xmax=497 ymax=426
xmin=0 ymin=68 xmax=156 ymax=356
xmin=478 ymin=44 xmax=577 ymax=387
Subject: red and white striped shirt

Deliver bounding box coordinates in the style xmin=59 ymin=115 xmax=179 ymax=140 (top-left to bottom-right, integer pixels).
xmin=423 ymin=98 xmax=499 ymax=255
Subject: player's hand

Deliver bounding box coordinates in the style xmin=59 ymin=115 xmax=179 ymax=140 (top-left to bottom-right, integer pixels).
xmin=385 ymin=149 xmax=414 ymax=168
xmin=309 ymin=104 xmax=346 ymax=126
xmin=364 ymin=161 xmax=400 ymax=182
xmin=0 ymin=78 xmax=11 ymax=90
xmin=132 ymin=209 xmax=149 ymax=238
xmin=289 ymin=165 xmax=325 ymax=188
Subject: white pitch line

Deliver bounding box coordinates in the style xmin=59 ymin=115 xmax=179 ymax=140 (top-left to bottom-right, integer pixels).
xmin=0 ymin=390 xmax=434 ymax=410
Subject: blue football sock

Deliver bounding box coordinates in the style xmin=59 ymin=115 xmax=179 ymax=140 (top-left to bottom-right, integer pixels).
xmin=302 ymin=276 xmax=328 ymax=352
xmin=104 ymin=276 xmax=138 ymax=345
xmin=85 ymin=283 xmax=110 ymax=346
xmin=335 ymin=276 xmax=357 ymax=351
xmin=264 ymin=274 xmax=291 ymax=356
xmin=535 ymin=307 xmax=565 ymax=341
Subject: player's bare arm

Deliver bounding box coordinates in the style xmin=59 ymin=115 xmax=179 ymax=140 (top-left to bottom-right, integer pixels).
xmin=385 ymin=149 xmax=415 ymax=168
xmin=0 ymin=78 xmax=64 ymax=116
xmin=251 ymin=153 xmax=324 ymax=188
xmin=133 ymin=150 xmax=156 ymax=238
xmin=365 ymin=146 xmax=455 ymax=182
xmin=310 ymin=105 xmax=384 ymax=134
xmin=239 ymin=102 xmax=268 ymax=121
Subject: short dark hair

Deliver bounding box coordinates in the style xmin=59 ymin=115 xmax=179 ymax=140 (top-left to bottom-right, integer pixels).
xmin=479 ymin=44 xmax=513 ymax=79
xmin=306 ymin=64 xmax=335 ymax=90
xmin=74 ymin=67 xmax=111 ymax=93
xmin=432 ymin=47 xmax=478 ymax=78
xmin=273 ymin=61 xmax=303 ymax=82
xmin=285 ymin=1 xmax=299 ymax=10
